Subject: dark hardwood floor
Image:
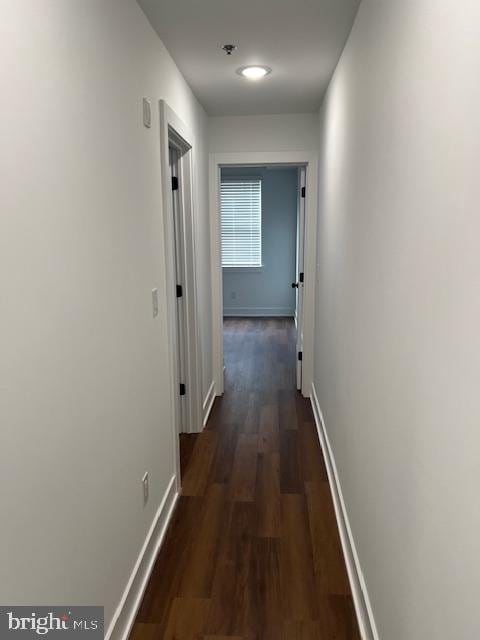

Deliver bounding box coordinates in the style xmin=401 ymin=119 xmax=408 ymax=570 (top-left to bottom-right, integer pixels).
xmin=132 ymin=318 xmax=360 ymax=640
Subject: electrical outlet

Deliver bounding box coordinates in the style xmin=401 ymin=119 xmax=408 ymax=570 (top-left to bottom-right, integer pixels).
xmin=231 ymin=291 xmax=236 ymax=300
xmin=142 ymin=472 xmax=149 ymax=505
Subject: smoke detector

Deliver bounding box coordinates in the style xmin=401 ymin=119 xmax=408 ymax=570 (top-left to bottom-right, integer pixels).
xmin=221 ymin=44 xmax=237 ymax=56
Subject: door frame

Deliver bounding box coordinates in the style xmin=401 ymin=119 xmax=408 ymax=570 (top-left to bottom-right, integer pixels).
xmin=295 ymin=166 xmax=307 ymax=391
xmin=209 ymin=151 xmax=318 ymax=398
xmin=159 ymin=101 xmax=203 ymax=484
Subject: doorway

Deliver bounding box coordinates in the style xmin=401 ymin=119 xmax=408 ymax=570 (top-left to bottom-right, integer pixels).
xmin=160 ymin=101 xmax=203 ymax=486
xmin=169 ymin=145 xmax=188 ymax=432
xmin=295 ymin=166 xmax=306 ymax=391
xmin=220 ymin=164 xmax=305 ymax=388
xmin=209 ymin=151 xmax=318 ymax=399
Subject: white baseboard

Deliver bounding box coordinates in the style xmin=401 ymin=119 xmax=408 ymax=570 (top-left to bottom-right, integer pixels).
xmin=202 ymin=380 xmax=216 ymax=427
xmin=310 ymin=384 xmax=379 ymax=640
xmin=105 ymin=475 xmax=178 ymax=640
xmin=223 ymin=306 xmax=295 ymax=317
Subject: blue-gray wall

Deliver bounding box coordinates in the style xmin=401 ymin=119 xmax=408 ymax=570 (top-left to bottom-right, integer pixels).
xmin=222 ymin=166 xmax=298 ymax=316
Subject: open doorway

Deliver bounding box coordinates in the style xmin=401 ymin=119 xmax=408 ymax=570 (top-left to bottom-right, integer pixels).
xmin=220 ymin=164 xmax=306 ymax=388
xmin=209 ymin=152 xmax=318 ymax=400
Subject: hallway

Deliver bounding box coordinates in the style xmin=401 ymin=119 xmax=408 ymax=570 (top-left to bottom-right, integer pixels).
xmin=6 ymin=3 xmax=480 ymax=637
xmin=132 ymin=318 xmax=360 ymax=640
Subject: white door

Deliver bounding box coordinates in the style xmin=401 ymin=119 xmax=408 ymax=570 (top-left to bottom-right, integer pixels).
xmin=295 ymin=167 xmax=306 ymax=391
xmin=169 ymin=146 xmax=187 ymax=432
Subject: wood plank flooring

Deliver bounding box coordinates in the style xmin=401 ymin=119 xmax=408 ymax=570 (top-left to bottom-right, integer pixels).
xmin=132 ymin=318 xmax=360 ymax=640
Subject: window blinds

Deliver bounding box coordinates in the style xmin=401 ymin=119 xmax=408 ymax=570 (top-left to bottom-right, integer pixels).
xmin=220 ymin=178 xmax=262 ymax=267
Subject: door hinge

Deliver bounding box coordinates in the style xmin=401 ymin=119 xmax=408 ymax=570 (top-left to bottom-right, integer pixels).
xmin=301 ymin=186 xmax=306 ymax=198
xmin=176 ymin=284 xmax=183 ymax=298
xmin=179 ymin=383 xmax=186 ymax=396
xmin=171 ymin=176 xmax=179 ymax=191
xmin=298 ymin=351 xmax=303 ymax=361
xmin=299 ymin=272 xmax=304 ymax=283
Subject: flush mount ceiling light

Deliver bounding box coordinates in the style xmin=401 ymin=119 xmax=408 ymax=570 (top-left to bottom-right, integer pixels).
xmin=236 ymin=65 xmax=272 ymax=80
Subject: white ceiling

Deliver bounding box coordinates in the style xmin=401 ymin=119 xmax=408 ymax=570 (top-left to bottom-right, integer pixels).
xmin=138 ymin=0 xmax=360 ymax=116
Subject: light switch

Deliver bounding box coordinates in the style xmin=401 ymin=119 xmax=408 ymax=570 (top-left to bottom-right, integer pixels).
xmin=143 ymin=98 xmax=151 ymax=128
xmin=142 ymin=472 xmax=149 ymax=505
xmin=151 ymin=288 xmax=159 ymax=317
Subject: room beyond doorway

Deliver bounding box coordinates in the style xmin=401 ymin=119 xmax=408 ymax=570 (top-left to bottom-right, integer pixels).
xmin=209 ymin=151 xmax=318 ymax=399
xmin=221 ymin=165 xmax=299 ymax=319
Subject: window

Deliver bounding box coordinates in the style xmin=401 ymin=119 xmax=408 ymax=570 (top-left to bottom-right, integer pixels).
xmin=221 ymin=178 xmax=262 ymax=268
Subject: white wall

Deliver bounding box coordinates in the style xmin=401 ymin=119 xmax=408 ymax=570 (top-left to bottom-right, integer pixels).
xmin=209 ymin=113 xmax=318 ymax=153
xmin=315 ymin=1 xmax=480 ymax=638
xmin=0 ymin=0 xmax=211 ymax=630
